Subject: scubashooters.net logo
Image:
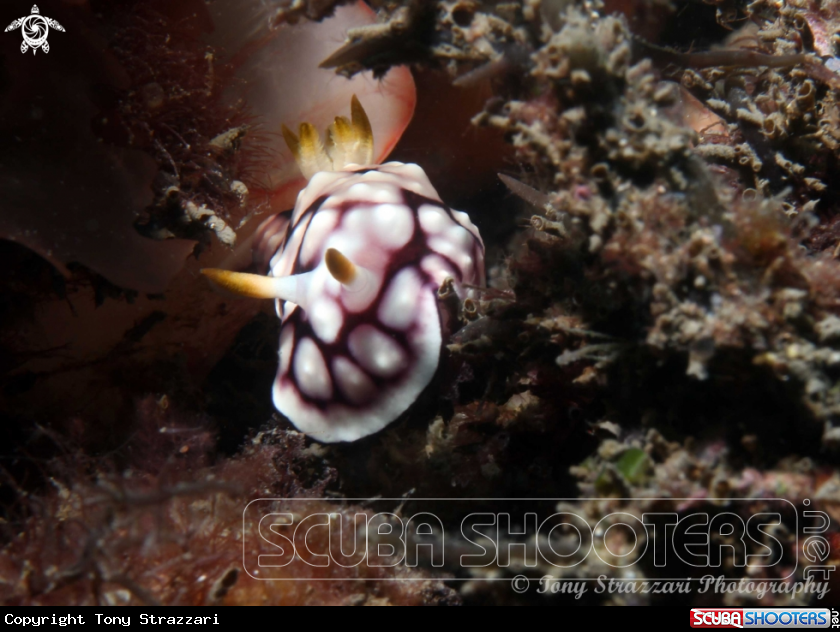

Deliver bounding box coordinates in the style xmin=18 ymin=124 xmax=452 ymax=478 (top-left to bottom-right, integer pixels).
xmin=690 ymin=608 xmax=835 ymax=628
xmin=5 ymin=5 xmax=65 ymax=55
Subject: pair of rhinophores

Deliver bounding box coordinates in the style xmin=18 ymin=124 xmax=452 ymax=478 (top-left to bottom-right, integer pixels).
xmin=203 ymin=97 xmax=485 ymax=443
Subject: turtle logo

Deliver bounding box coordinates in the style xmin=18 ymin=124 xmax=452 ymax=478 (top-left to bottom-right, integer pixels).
xmin=5 ymin=5 xmax=65 ymax=55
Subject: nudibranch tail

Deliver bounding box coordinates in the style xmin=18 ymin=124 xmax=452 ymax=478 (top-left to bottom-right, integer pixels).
xmin=282 ymin=95 xmax=375 ymax=179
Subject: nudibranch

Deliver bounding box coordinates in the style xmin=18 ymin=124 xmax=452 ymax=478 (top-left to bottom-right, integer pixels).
xmin=203 ymin=97 xmax=485 ymax=443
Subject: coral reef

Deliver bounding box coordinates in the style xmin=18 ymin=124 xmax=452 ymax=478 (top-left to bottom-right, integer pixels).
xmin=3 ymin=0 xmax=840 ymax=607
xmin=0 ymin=402 xmax=456 ymax=605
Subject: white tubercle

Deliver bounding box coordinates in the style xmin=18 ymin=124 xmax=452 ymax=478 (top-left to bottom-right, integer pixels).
xmin=348 ymin=325 xmax=409 ymax=378
xmin=294 ymin=337 xmax=332 ymax=399
xmin=378 ymin=267 xmax=422 ymax=330
xmin=332 ymin=356 xmax=377 ymax=405
xmin=309 ymin=297 xmax=343 ymax=343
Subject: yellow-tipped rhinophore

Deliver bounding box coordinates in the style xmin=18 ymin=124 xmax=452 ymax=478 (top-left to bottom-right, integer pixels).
xmin=282 ymin=95 xmax=374 ymax=179
xmin=324 ymin=248 xmax=358 ymax=285
xmin=201 ymin=268 xmax=281 ymax=299
xmin=202 ymin=268 xmax=315 ymax=308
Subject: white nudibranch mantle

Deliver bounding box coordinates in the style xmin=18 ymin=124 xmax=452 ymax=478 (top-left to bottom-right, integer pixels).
xmin=202 ymin=97 xmax=485 ymax=442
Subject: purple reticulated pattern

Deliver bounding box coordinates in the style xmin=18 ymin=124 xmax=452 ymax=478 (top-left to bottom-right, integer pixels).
xmin=266 ymin=163 xmax=485 ymax=442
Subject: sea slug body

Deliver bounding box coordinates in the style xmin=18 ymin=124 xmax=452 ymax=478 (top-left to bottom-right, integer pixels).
xmin=204 ymin=97 xmax=485 ymax=442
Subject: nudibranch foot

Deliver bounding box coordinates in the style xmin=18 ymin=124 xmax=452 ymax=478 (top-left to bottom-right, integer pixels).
xmin=203 ymin=97 xmax=485 ymax=443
